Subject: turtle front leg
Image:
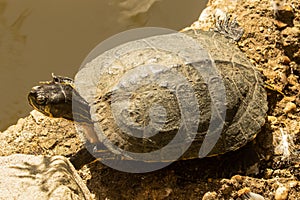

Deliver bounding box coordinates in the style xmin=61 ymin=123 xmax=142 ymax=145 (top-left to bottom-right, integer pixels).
xmin=81 ymin=123 xmax=100 ymax=144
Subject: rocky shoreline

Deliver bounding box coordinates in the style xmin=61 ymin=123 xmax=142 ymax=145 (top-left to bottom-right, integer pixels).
xmin=1 ymin=0 xmax=299 ymax=199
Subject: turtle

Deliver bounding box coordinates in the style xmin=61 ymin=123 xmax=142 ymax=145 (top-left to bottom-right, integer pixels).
xmin=28 ymin=17 xmax=268 ymax=170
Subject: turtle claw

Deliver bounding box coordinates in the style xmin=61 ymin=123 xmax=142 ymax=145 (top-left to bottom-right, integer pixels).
xmin=51 ymin=73 xmax=74 ymax=86
xmin=214 ymin=15 xmax=244 ymax=41
xmin=38 ymin=73 xmax=74 ymax=86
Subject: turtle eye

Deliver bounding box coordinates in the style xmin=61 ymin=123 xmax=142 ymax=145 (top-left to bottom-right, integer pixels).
xmin=36 ymin=95 xmax=46 ymax=104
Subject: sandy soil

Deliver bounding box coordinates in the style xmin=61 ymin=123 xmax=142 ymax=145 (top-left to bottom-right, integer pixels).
xmin=1 ymin=0 xmax=299 ymax=199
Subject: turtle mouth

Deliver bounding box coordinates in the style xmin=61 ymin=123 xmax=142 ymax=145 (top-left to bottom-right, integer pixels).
xmin=28 ymin=86 xmax=49 ymax=114
xmin=28 ymin=86 xmax=43 ymax=103
xmin=28 ymin=92 xmax=41 ymax=111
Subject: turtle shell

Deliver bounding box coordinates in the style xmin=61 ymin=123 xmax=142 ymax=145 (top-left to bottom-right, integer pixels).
xmin=74 ymin=29 xmax=268 ymax=162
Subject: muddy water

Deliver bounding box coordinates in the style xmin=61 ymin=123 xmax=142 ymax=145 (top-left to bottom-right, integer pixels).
xmin=0 ymin=0 xmax=206 ymax=131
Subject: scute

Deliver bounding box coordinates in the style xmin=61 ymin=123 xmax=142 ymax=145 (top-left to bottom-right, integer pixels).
xmin=75 ymin=29 xmax=268 ymax=161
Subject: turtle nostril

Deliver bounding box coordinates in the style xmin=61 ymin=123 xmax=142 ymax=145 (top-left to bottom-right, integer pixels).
xmin=35 ymin=95 xmax=46 ymax=104
xmin=29 ymin=86 xmax=42 ymax=96
xmin=31 ymin=86 xmax=41 ymax=91
xmin=29 ymin=90 xmax=36 ymax=95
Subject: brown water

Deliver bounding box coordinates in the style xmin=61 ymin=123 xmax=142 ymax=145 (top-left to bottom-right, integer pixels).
xmin=0 ymin=0 xmax=206 ymax=131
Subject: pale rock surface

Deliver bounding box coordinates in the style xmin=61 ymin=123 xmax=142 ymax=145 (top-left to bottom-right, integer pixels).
xmin=0 ymin=154 xmax=92 ymax=200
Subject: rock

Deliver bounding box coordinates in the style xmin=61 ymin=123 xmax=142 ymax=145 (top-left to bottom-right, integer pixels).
xmin=281 ymin=27 xmax=300 ymax=63
xmin=283 ymin=102 xmax=297 ymax=113
xmin=1 ymin=0 xmax=300 ymax=199
xmin=0 ymin=154 xmax=92 ymax=200
xmin=0 ymin=111 xmax=83 ymax=157
xmin=238 ymin=188 xmax=265 ymax=200
xmin=30 ymin=110 xmax=46 ymax=124
xmin=202 ymin=191 xmax=217 ymax=200
xmin=275 ymin=185 xmax=289 ymax=200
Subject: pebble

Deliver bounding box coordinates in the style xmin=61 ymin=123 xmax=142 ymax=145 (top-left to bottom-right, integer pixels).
xmin=278 ymin=56 xmax=290 ymax=65
xmin=238 ymin=188 xmax=265 ymax=200
xmin=288 ymin=181 xmax=298 ymax=188
xmin=283 ymin=102 xmax=296 ymax=113
xmin=275 ymin=185 xmax=289 ymax=200
xmin=275 ymin=20 xmax=287 ymax=29
xmin=202 ymin=191 xmax=217 ymax=200
xmin=30 ymin=110 xmax=45 ymax=124
xmin=247 ymin=192 xmax=265 ymax=200
xmin=268 ymin=116 xmax=278 ymax=124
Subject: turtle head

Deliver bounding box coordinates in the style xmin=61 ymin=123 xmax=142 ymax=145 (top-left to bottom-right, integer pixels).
xmin=28 ymin=81 xmax=74 ymax=120
xmin=28 ymin=74 xmax=92 ymax=123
